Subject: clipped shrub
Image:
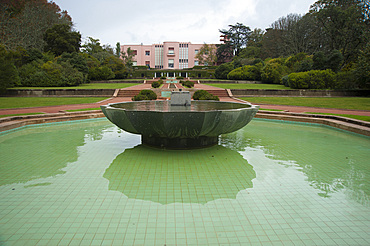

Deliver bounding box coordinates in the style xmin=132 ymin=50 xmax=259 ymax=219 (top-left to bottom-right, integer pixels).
xmin=176 ymin=76 xmax=184 ymax=80
xmin=160 ymin=76 xmax=166 ymax=79
xmin=181 ymin=80 xmax=194 ymax=88
xmin=192 ymin=90 xmax=219 ymax=101
xmin=288 ymin=72 xmax=310 ymax=89
xmin=152 ymin=81 xmax=160 ymax=88
xmin=261 ymin=62 xmax=288 ymax=84
xmin=215 ymin=62 xmax=234 ymax=79
xmin=288 ymin=69 xmax=336 ymax=89
xmin=281 ymin=75 xmax=289 ymax=87
xmin=132 ymin=89 xmax=157 ymax=101
xmin=227 ymin=65 xmax=261 ymax=81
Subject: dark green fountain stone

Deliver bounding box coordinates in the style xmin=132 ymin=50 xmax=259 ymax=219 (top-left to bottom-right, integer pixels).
xmin=101 ymin=100 xmax=259 ymax=149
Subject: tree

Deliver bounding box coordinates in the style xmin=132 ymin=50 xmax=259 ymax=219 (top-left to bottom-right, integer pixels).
xmin=263 ymin=13 xmax=318 ymax=58
xmin=353 ymin=43 xmax=370 ymax=89
xmin=115 ymin=42 xmax=121 ymax=58
xmin=44 ymin=24 xmax=81 ymax=56
xmin=121 ymin=47 xmax=135 ymax=75
xmin=0 ymin=0 xmax=72 ymax=50
xmin=102 ymin=56 xmax=127 ymax=79
xmin=309 ymin=0 xmax=370 ymax=66
xmin=81 ymin=37 xmax=104 ymax=54
xmin=0 ymin=45 xmax=20 ymax=92
xmin=219 ymin=23 xmax=252 ymax=56
xmin=195 ymin=43 xmax=217 ymax=66
xmin=214 ymin=62 xmax=234 ymax=79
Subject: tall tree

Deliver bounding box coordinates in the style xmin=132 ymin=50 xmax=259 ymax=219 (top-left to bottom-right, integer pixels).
xmin=0 ymin=0 xmax=72 ymax=50
xmin=115 ymin=42 xmax=121 ymax=58
xmin=219 ymin=23 xmax=252 ymax=56
xmin=81 ymin=37 xmax=104 ymax=54
xmin=263 ymin=13 xmax=318 ymax=58
xmin=44 ymin=24 xmax=81 ymax=56
xmin=309 ymin=0 xmax=370 ymax=65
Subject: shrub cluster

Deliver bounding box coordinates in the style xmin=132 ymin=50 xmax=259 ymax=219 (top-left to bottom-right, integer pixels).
xmin=152 ymin=81 xmax=160 ymax=88
xmin=132 ymin=89 xmax=157 ymax=101
xmin=288 ymin=69 xmax=336 ymax=89
xmin=227 ymin=64 xmax=262 ymax=80
xmin=192 ymin=90 xmax=219 ymax=101
xmin=180 ymin=80 xmax=194 ymax=88
xmin=152 ymin=79 xmax=164 ymax=88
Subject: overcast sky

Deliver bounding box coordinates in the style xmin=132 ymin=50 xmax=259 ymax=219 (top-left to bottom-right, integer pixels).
xmin=54 ymin=0 xmax=316 ymax=47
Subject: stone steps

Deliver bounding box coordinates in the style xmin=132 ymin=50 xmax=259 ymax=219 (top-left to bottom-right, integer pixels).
xmin=204 ymin=89 xmax=229 ymax=97
xmin=116 ymin=89 xmax=141 ymax=97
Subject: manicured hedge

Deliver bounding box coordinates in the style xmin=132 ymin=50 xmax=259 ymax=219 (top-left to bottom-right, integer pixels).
xmin=288 ymin=69 xmax=336 ymax=89
xmin=192 ymin=90 xmax=219 ymax=101
xmin=132 ymin=89 xmax=157 ymax=101
xmin=227 ymin=65 xmax=261 ymax=80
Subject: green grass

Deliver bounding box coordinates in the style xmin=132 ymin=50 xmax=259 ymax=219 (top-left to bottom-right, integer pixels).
xmin=207 ymin=83 xmax=289 ymax=90
xmin=12 ymin=83 xmax=139 ymax=90
xmin=0 ymin=112 xmax=45 ymax=118
xmin=0 ymin=97 xmax=108 ymax=109
xmin=305 ymin=112 xmax=370 ymax=122
xmin=239 ymin=97 xmax=370 ymax=111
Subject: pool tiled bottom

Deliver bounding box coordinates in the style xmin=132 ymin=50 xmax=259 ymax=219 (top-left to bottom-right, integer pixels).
xmin=0 ymin=119 xmax=369 ymax=245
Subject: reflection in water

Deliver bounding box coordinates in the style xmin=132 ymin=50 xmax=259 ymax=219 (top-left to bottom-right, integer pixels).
xmin=0 ymin=120 xmax=111 ymax=186
xmin=222 ymin=120 xmax=370 ymax=206
xmin=103 ymin=145 xmax=256 ymax=204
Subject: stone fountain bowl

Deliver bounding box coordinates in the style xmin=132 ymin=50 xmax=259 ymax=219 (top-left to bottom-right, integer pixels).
xmin=101 ymin=100 xmax=259 ymax=148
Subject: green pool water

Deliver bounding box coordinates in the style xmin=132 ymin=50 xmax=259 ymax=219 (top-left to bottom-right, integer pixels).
xmin=0 ymin=119 xmax=369 ymax=245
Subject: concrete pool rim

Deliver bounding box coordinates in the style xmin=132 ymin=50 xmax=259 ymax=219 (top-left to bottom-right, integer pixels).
xmin=1 ymin=109 xmax=369 ymax=137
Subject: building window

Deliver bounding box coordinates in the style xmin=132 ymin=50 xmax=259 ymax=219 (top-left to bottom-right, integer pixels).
xmin=132 ymin=50 xmax=137 ymax=56
xmin=194 ymin=60 xmax=199 ymax=66
xmin=195 ymin=49 xmax=199 ymax=54
xmin=145 ymin=51 xmax=150 ymax=56
xmin=168 ymin=59 xmax=174 ymax=68
xmin=145 ymin=61 xmax=150 ymax=67
xmin=168 ymin=47 xmax=174 ymax=55
xmin=132 ymin=61 xmax=137 ymax=66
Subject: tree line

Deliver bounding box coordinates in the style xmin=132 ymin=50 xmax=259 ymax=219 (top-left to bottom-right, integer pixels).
xmin=0 ymin=0 xmax=133 ymax=92
xmin=214 ymin=0 xmax=369 ymax=89
xmin=0 ymin=0 xmax=369 ymax=92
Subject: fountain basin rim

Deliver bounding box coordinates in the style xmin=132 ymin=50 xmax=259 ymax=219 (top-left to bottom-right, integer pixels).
xmin=102 ymin=100 xmax=260 ymax=113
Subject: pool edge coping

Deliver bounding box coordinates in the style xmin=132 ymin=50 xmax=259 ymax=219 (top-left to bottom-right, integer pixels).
xmin=0 ymin=110 xmax=369 ymax=137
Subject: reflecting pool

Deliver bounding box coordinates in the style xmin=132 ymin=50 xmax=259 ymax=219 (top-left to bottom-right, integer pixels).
xmin=0 ymin=118 xmax=369 ymax=245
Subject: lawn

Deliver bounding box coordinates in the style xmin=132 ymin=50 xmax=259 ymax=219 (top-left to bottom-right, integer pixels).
xmin=239 ymin=97 xmax=370 ymax=111
xmin=12 ymin=83 xmax=139 ymax=90
xmin=0 ymin=97 xmax=108 ymax=109
xmin=207 ymin=83 xmax=289 ymax=90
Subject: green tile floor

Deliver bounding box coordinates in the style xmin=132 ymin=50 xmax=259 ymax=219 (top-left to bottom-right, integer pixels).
xmin=0 ymin=118 xmax=369 ymax=245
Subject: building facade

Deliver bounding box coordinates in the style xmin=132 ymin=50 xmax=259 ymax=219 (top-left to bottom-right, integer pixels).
xmin=121 ymin=42 xmax=213 ymax=69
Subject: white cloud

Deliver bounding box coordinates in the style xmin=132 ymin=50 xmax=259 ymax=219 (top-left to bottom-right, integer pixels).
xmin=54 ymin=0 xmax=316 ymax=46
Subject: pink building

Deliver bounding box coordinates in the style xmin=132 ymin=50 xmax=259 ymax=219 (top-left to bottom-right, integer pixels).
xmin=121 ymin=42 xmax=213 ymax=69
